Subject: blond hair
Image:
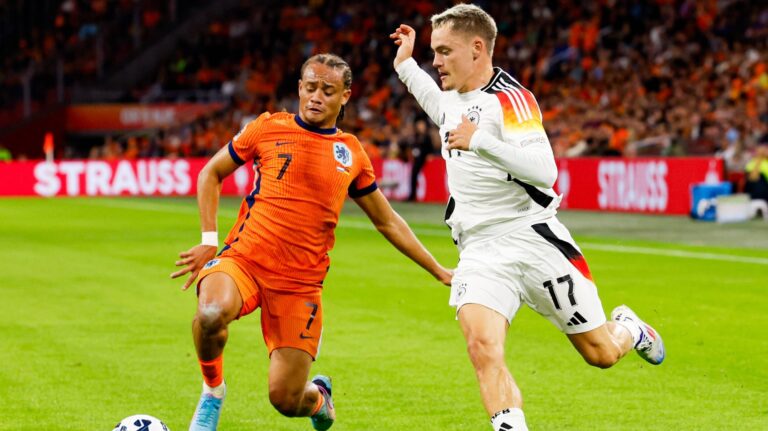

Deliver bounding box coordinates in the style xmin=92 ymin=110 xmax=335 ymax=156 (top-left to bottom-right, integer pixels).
xmin=431 ymin=4 xmax=498 ymax=54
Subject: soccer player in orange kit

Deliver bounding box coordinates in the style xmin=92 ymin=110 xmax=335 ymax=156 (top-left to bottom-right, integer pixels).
xmin=171 ymin=53 xmax=453 ymax=431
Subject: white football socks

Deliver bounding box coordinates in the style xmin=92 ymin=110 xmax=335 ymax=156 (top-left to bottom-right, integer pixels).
xmin=491 ymin=408 xmax=528 ymax=431
xmin=203 ymin=381 xmax=227 ymax=399
xmin=614 ymin=315 xmax=642 ymax=346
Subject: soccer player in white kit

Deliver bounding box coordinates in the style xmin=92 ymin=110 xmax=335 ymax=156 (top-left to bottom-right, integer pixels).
xmin=390 ymin=4 xmax=665 ymax=430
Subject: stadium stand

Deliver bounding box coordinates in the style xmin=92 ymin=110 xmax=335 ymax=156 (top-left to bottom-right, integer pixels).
xmin=0 ymin=0 xmax=208 ymax=125
xmin=1 ymin=0 xmax=766 ymax=165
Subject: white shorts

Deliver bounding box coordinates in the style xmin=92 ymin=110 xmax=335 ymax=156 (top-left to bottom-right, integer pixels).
xmin=449 ymin=217 xmax=606 ymax=334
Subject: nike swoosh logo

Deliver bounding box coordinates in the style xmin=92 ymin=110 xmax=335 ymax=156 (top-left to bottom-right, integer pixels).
xmin=299 ymin=333 xmax=313 ymax=339
xmin=276 ymin=141 xmax=295 ymax=146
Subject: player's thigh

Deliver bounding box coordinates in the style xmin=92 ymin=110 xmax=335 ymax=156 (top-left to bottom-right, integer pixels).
xmin=260 ymin=286 xmax=323 ymax=360
xmin=451 ymin=244 xmax=523 ymax=324
xmin=458 ymin=303 xmax=510 ymax=346
xmin=268 ymin=347 xmax=314 ymax=396
xmin=518 ymin=221 xmax=606 ymax=334
xmin=198 ymin=256 xmax=261 ymax=320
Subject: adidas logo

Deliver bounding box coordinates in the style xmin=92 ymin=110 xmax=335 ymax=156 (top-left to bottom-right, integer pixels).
xmin=499 ymin=423 xmax=514 ymax=430
xmin=566 ymin=311 xmax=588 ymax=327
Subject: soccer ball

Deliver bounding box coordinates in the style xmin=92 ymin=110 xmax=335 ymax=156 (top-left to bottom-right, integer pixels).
xmin=113 ymin=414 xmax=169 ymax=431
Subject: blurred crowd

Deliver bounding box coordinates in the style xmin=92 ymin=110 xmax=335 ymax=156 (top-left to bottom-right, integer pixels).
xmin=0 ymin=0 xmax=205 ymax=124
xmin=3 ymin=0 xmax=768 ymax=173
xmin=76 ymin=107 xmax=243 ymax=160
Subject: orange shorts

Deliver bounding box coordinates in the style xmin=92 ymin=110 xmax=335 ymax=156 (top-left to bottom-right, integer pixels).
xmin=197 ymin=255 xmax=323 ymax=359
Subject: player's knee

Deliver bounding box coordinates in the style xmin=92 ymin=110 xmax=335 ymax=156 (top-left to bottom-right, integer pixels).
xmin=466 ymin=336 xmax=504 ymax=369
xmin=194 ymin=301 xmax=228 ymax=332
xmin=582 ymin=346 xmax=621 ymax=369
xmin=268 ymin=386 xmax=303 ymax=417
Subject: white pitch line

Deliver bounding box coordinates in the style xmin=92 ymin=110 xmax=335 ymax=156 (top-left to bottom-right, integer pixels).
xmin=578 ymin=243 xmax=768 ymax=265
xmin=85 ymin=200 xmax=768 ymax=266
xmin=339 ymin=221 xmax=768 ymax=265
xmin=340 ymin=220 xmax=448 ymax=236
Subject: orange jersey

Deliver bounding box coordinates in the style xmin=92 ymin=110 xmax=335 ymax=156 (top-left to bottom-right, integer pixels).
xmin=220 ymin=112 xmax=377 ymax=285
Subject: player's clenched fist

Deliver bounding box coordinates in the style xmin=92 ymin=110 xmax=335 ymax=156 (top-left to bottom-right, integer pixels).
xmin=390 ymin=24 xmax=416 ymax=68
xmin=171 ymin=244 xmax=218 ymax=290
xmin=447 ymin=115 xmax=478 ymax=151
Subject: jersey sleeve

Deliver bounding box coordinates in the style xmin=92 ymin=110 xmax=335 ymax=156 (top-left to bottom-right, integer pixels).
xmin=228 ymin=112 xmax=271 ymax=165
xmin=348 ymin=143 xmax=378 ymax=198
xmin=396 ymin=57 xmax=443 ymax=126
xmin=469 ymin=87 xmax=557 ymax=188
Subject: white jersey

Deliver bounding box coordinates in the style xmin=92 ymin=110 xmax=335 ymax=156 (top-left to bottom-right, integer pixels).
xmin=396 ymin=58 xmax=560 ymax=246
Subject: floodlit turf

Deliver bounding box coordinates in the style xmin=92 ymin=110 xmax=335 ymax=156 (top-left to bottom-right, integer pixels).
xmin=1 ymin=197 xmax=767 ymax=430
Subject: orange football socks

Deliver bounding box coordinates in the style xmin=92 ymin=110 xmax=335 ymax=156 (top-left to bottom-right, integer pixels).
xmin=199 ymin=355 xmax=223 ymax=388
xmin=310 ymin=391 xmax=325 ymax=416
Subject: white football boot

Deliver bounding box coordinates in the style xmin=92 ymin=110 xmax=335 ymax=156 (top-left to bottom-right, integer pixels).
xmin=611 ymin=305 xmax=665 ymax=365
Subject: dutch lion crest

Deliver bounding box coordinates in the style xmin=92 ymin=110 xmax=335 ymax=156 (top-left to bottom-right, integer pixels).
xmin=333 ymin=142 xmax=353 ymax=167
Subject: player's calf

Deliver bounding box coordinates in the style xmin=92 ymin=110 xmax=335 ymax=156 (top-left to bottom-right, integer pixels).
xmin=268 ymin=385 xmax=308 ymax=417
xmin=578 ymin=341 xmax=623 ymax=369
xmin=568 ymin=324 xmax=628 ymax=369
xmin=466 ymin=338 xmax=506 ymax=370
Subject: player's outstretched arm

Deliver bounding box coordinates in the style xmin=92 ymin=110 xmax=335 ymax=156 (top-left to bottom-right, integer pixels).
xmin=354 ymin=189 xmax=452 ymax=286
xmin=390 ymin=24 xmax=443 ymax=125
xmin=171 ymin=145 xmax=241 ymax=290
xmin=390 ymin=24 xmax=416 ymax=68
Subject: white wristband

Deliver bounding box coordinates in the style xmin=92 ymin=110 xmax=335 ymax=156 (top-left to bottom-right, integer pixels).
xmin=201 ymin=231 xmax=218 ymax=247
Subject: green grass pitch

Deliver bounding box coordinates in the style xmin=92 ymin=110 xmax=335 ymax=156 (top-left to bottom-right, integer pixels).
xmin=1 ymin=197 xmax=767 ymax=430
